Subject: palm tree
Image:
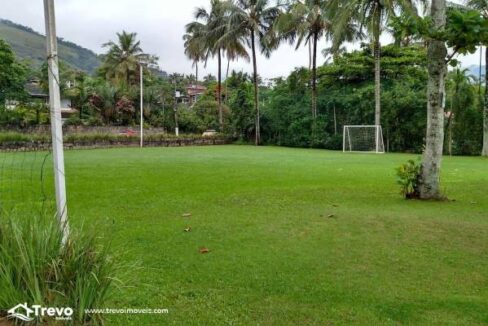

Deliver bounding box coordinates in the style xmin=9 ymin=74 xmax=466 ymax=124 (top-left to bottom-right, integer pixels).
xmin=419 ymin=0 xmax=448 ymax=199
xmin=183 ymin=24 xmax=206 ymax=84
xmin=186 ymin=0 xmax=249 ymax=131
xmin=332 ymin=0 xmax=417 ymax=126
xmin=101 ymin=31 xmax=155 ymax=88
xmin=65 ymin=71 xmax=89 ymax=119
xmin=226 ymin=0 xmax=282 ymax=145
xmin=224 ymin=37 xmax=250 ymax=104
xmin=466 ymin=0 xmax=488 ymax=156
xmin=276 ymin=0 xmax=359 ymax=122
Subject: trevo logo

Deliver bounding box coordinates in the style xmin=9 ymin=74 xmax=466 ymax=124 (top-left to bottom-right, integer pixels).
xmin=7 ymin=303 xmax=73 ymax=322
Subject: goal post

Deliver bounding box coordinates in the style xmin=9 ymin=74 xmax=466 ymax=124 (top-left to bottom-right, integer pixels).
xmin=343 ymin=125 xmax=385 ymax=153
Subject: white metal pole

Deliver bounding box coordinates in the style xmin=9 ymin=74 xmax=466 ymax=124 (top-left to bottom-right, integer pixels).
xmin=343 ymin=126 xmax=346 ymax=152
xmin=44 ymin=0 xmax=69 ymax=245
xmin=140 ymin=64 xmax=144 ymax=148
xmin=376 ymin=125 xmax=380 ymax=154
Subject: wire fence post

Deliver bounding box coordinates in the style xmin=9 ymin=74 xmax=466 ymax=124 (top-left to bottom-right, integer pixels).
xmin=44 ymin=0 xmax=70 ymax=245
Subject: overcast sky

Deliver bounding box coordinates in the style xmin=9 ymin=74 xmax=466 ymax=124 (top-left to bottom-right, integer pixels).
xmin=0 ymin=0 xmax=483 ymax=78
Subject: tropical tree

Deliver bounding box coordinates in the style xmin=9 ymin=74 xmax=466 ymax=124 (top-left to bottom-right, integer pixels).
xmin=418 ymin=0 xmax=447 ymax=199
xmin=183 ymin=23 xmax=207 ymax=84
xmin=65 ymin=71 xmax=90 ymax=119
xmin=332 ymin=0 xmax=417 ymax=126
xmin=0 ymin=39 xmax=27 ymax=104
xmin=100 ymin=31 xmax=155 ymax=88
xmin=276 ymin=0 xmax=359 ymax=123
xmin=445 ymin=68 xmax=475 ymax=155
xmin=226 ymin=0 xmax=282 ymax=145
xmin=187 ymin=0 xmax=248 ymax=131
xmin=466 ymin=0 xmax=488 ymax=156
xmin=88 ymin=82 xmax=118 ymax=123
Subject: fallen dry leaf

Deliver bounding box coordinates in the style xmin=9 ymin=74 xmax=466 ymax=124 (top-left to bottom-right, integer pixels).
xmin=199 ymin=247 xmax=210 ymax=254
xmin=184 ymin=227 xmax=192 ymax=232
xmin=182 ymin=213 xmax=192 ymax=217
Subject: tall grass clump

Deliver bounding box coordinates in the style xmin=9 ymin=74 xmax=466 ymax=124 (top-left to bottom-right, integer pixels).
xmin=0 ymin=213 xmax=118 ymax=325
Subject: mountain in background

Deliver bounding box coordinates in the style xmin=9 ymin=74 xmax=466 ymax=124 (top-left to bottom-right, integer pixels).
xmin=0 ymin=18 xmax=101 ymax=74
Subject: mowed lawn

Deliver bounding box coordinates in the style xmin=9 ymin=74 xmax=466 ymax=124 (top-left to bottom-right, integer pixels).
xmin=3 ymin=145 xmax=488 ymax=325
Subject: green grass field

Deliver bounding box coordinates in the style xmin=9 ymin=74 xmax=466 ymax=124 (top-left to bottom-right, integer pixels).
xmin=2 ymin=145 xmax=488 ymax=325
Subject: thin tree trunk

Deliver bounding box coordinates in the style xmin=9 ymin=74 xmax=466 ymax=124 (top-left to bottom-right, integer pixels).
xmin=218 ymin=48 xmax=223 ymax=131
xmin=445 ymin=101 xmax=453 ymax=156
xmin=308 ymin=41 xmax=312 ymax=70
xmin=196 ymin=61 xmax=199 ymax=85
xmin=225 ymin=58 xmax=230 ymax=105
xmin=312 ymin=32 xmax=318 ymax=120
xmin=479 ymin=46 xmax=482 ymax=95
xmin=444 ymin=83 xmax=455 ymax=155
xmin=483 ymin=46 xmax=488 ymax=156
xmin=333 ymin=103 xmax=337 ymax=135
xmin=373 ymin=23 xmax=381 ymax=126
xmin=419 ymin=0 xmax=447 ymax=199
xmin=251 ymin=29 xmax=260 ymax=146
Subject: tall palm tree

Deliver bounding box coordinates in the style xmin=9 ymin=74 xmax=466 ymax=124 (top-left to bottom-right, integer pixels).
xmin=183 ymin=24 xmax=206 ymax=84
xmin=419 ymin=0 xmax=447 ymax=199
xmin=186 ymin=0 xmax=248 ymax=131
xmin=226 ymin=0 xmax=282 ymax=145
xmin=101 ymin=31 xmax=154 ymax=88
xmin=276 ymin=0 xmax=360 ymax=122
xmin=466 ymin=0 xmax=488 ymax=156
xmin=224 ymin=36 xmax=250 ymax=104
xmin=332 ymin=0 xmax=417 ymax=126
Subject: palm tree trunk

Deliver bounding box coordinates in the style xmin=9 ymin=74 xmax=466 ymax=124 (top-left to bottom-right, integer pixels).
xmin=225 ymin=58 xmax=230 ymax=105
xmin=251 ymin=29 xmax=260 ymax=146
xmin=419 ymin=0 xmax=447 ymax=199
xmin=483 ymin=46 xmax=488 ymax=156
xmin=373 ymin=14 xmax=381 ymax=126
xmin=312 ymin=31 xmax=318 ymax=120
xmin=196 ymin=61 xmax=199 ymax=85
xmin=308 ymin=41 xmax=312 ymax=70
xmin=218 ymin=48 xmax=223 ymax=131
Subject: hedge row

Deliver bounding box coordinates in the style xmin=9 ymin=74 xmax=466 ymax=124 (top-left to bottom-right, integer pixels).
xmin=0 ymin=132 xmax=232 ymax=151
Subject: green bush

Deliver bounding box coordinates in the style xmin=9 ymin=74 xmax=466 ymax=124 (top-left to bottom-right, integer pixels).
xmin=396 ymin=159 xmax=421 ymax=199
xmin=0 ymin=132 xmax=49 ymax=143
xmin=63 ymin=116 xmax=83 ymax=126
xmin=0 ymin=213 xmax=118 ymax=325
xmin=0 ymin=131 xmax=227 ymax=148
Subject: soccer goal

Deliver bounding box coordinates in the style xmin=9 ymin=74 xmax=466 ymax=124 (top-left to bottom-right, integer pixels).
xmin=343 ymin=125 xmax=385 ymax=153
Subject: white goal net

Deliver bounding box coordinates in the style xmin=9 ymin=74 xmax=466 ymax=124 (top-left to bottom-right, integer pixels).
xmin=343 ymin=125 xmax=385 ymax=153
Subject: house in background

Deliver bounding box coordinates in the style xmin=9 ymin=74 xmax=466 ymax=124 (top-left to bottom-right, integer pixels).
xmin=185 ymin=84 xmax=206 ymax=106
xmin=5 ymin=79 xmax=77 ymax=122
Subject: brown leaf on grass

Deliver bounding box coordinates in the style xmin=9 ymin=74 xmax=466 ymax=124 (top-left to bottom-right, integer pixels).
xmin=182 ymin=213 xmax=192 ymax=217
xmin=327 ymin=214 xmax=336 ymax=218
xmin=184 ymin=227 xmax=192 ymax=232
xmin=199 ymin=247 xmax=210 ymax=254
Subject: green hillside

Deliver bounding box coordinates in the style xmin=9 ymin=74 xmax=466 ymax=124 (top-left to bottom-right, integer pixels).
xmin=0 ymin=19 xmax=100 ymax=74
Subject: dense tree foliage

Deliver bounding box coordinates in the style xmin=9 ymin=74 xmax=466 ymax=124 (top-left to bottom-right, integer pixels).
xmin=0 ymin=39 xmax=27 ymax=104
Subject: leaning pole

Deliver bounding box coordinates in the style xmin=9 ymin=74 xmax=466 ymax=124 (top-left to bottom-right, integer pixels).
xmin=44 ymin=0 xmax=70 ymax=245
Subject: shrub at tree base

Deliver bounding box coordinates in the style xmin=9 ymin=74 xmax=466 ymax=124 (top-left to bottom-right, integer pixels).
xmin=0 ymin=213 xmax=117 ymax=325
xmin=396 ymin=160 xmax=421 ymax=199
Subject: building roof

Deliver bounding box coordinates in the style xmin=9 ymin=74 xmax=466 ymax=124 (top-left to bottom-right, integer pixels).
xmin=186 ymin=84 xmax=207 ymax=97
xmin=25 ymin=81 xmax=48 ymax=98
